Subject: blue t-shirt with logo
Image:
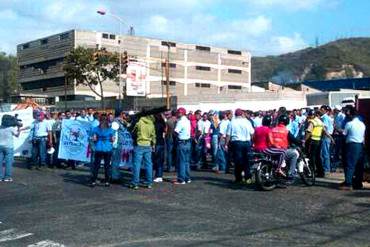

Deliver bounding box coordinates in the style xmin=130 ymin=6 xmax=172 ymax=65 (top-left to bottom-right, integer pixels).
xmin=92 ymin=127 xmax=114 ymax=152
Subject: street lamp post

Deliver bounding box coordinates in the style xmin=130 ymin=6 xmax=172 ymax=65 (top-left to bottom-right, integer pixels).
xmin=97 ymin=9 xmax=131 ymax=110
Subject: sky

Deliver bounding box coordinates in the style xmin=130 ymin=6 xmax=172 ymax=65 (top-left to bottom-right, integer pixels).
xmin=1 ymin=0 xmax=370 ymax=56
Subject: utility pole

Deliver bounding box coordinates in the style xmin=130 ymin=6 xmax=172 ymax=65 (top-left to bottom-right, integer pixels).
xmin=165 ymin=43 xmax=170 ymax=110
xmin=64 ymin=76 xmax=67 ymax=110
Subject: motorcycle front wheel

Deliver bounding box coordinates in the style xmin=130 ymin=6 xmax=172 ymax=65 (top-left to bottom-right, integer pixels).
xmin=299 ymin=158 xmax=315 ymax=186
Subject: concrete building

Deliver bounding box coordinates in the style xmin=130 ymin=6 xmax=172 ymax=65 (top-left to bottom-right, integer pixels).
xmin=17 ymin=29 xmax=251 ymax=104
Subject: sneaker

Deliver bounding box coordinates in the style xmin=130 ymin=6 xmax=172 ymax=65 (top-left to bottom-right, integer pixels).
xmin=129 ymin=184 xmax=139 ymax=190
xmin=144 ymin=184 xmax=153 ymax=189
xmin=185 ymin=179 xmax=192 ymax=184
xmin=338 ymin=182 xmax=352 ymax=191
xmin=104 ymin=182 xmax=110 ymax=187
xmin=3 ymin=178 xmax=13 ymax=182
xmin=276 ymin=168 xmax=287 ymax=177
xmin=153 ymin=177 xmax=163 ymax=183
xmin=245 ymin=178 xmax=253 ymax=185
xmin=89 ymin=181 xmax=97 ymax=187
xmin=173 ymin=181 xmax=186 ymax=185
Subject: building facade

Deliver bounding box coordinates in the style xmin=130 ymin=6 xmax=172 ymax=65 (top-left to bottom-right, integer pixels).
xmin=17 ymin=29 xmax=251 ymax=103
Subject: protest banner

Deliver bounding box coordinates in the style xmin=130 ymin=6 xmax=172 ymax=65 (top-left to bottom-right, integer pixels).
xmin=117 ymin=128 xmax=134 ymax=169
xmin=58 ymin=119 xmax=92 ymax=162
xmin=0 ymin=108 xmax=34 ymax=157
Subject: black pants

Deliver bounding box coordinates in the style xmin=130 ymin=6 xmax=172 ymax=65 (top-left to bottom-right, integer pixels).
xmin=231 ymin=141 xmax=251 ymax=182
xmin=308 ymin=140 xmax=323 ymax=177
xmin=91 ymin=151 xmax=112 ymax=182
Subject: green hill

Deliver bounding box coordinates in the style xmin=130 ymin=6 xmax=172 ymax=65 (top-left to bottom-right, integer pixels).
xmin=252 ymin=38 xmax=370 ymax=83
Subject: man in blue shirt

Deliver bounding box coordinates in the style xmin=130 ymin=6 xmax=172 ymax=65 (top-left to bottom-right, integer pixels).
xmin=320 ymin=105 xmax=334 ymax=175
xmin=333 ymin=105 xmax=346 ymax=171
xmin=225 ymin=108 xmax=255 ymax=184
xmin=340 ymin=106 xmax=366 ymax=190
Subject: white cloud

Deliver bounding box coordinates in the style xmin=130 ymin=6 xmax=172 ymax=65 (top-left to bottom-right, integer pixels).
xmin=231 ymin=16 xmax=272 ymax=36
xmin=0 ymin=9 xmax=18 ymax=20
xmin=148 ymin=15 xmax=169 ymax=34
xmin=0 ymin=0 xmax=318 ymax=56
xmin=270 ymin=33 xmax=308 ymax=54
xmin=247 ymin=0 xmax=328 ymax=11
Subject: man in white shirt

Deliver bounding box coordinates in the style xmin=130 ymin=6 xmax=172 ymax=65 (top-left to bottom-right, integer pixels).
xmin=196 ymin=113 xmax=211 ymax=168
xmin=76 ymin=109 xmax=89 ymax=122
xmin=226 ymin=108 xmax=255 ymax=183
xmin=340 ymin=106 xmax=366 ymax=190
xmin=174 ymin=107 xmax=191 ymax=184
xmin=31 ymin=111 xmax=52 ymax=169
xmin=87 ymin=108 xmax=95 ymax=122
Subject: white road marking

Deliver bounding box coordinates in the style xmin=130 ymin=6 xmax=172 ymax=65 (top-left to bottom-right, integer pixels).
xmin=28 ymin=240 xmax=65 ymax=247
xmin=0 ymin=228 xmax=33 ymax=243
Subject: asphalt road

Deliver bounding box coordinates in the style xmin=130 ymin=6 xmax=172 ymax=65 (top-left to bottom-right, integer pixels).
xmin=0 ymin=162 xmax=369 ymax=247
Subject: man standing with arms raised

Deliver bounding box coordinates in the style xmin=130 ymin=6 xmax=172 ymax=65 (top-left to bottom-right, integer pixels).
xmin=174 ymin=108 xmax=191 ymax=185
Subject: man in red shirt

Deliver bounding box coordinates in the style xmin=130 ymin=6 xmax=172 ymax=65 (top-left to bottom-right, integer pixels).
xmin=253 ymin=115 xmax=272 ymax=152
xmin=266 ymin=115 xmax=290 ymax=176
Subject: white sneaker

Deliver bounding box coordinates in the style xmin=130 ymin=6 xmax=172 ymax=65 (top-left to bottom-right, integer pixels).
xmin=186 ymin=179 xmax=192 ymax=184
xmin=3 ymin=178 xmax=13 ymax=182
xmin=153 ymin=177 xmax=163 ymax=183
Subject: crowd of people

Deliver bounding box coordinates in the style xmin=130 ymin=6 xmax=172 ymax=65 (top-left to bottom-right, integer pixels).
xmin=0 ymin=104 xmax=367 ymax=191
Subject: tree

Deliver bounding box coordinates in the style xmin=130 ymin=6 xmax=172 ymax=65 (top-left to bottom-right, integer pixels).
xmin=0 ymin=52 xmax=19 ymax=102
xmin=63 ymin=47 xmax=120 ymax=109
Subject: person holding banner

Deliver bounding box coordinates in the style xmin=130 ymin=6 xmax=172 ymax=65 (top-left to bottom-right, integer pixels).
xmin=111 ymin=111 xmax=133 ymax=182
xmin=90 ymin=114 xmax=115 ymax=187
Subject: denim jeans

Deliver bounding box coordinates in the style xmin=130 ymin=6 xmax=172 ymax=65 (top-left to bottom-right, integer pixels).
xmin=211 ymin=135 xmax=218 ymax=163
xmin=344 ymin=143 xmax=364 ymax=186
xmin=333 ymin=134 xmax=344 ymax=169
xmin=216 ymin=139 xmax=227 ymax=172
xmin=176 ymin=140 xmax=191 ymax=183
xmin=91 ymin=151 xmax=112 ymax=182
xmin=286 ymin=148 xmax=299 ymax=177
xmin=32 ymin=138 xmax=47 ymax=167
xmin=320 ymin=137 xmax=331 ymax=172
xmin=111 ymin=148 xmax=122 ymax=180
xmin=0 ymin=146 xmax=14 ymax=179
xmin=154 ymin=145 xmax=165 ymax=178
xmin=131 ymin=145 xmax=153 ymax=186
xmin=231 ymin=141 xmax=251 ymax=182
xmin=165 ymin=138 xmax=174 ymax=171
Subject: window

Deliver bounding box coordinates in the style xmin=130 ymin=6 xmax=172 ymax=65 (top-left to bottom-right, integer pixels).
xmin=227 ymin=50 xmax=242 ymax=55
xmin=195 ymin=83 xmax=211 ymax=88
xmin=196 ymin=45 xmax=211 ymax=52
xmin=21 ymin=77 xmax=65 ymax=90
xmin=228 ymin=69 xmax=242 ymax=74
xmin=40 ymin=39 xmax=48 ymax=45
xmin=196 ymin=66 xmax=211 ymax=71
xmin=162 ymin=62 xmax=177 ymax=68
xmin=228 ymin=85 xmax=242 ymax=90
xmin=161 ymin=41 xmax=176 ymax=47
xmin=109 ymin=34 xmax=116 ymax=40
xmin=102 ymin=33 xmax=109 ymax=39
xmin=162 ymin=81 xmax=177 ymax=86
xmin=22 ymin=43 xmax=30 ymax=50
xmin=59 ymin=33 xmax=69 ymax=40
